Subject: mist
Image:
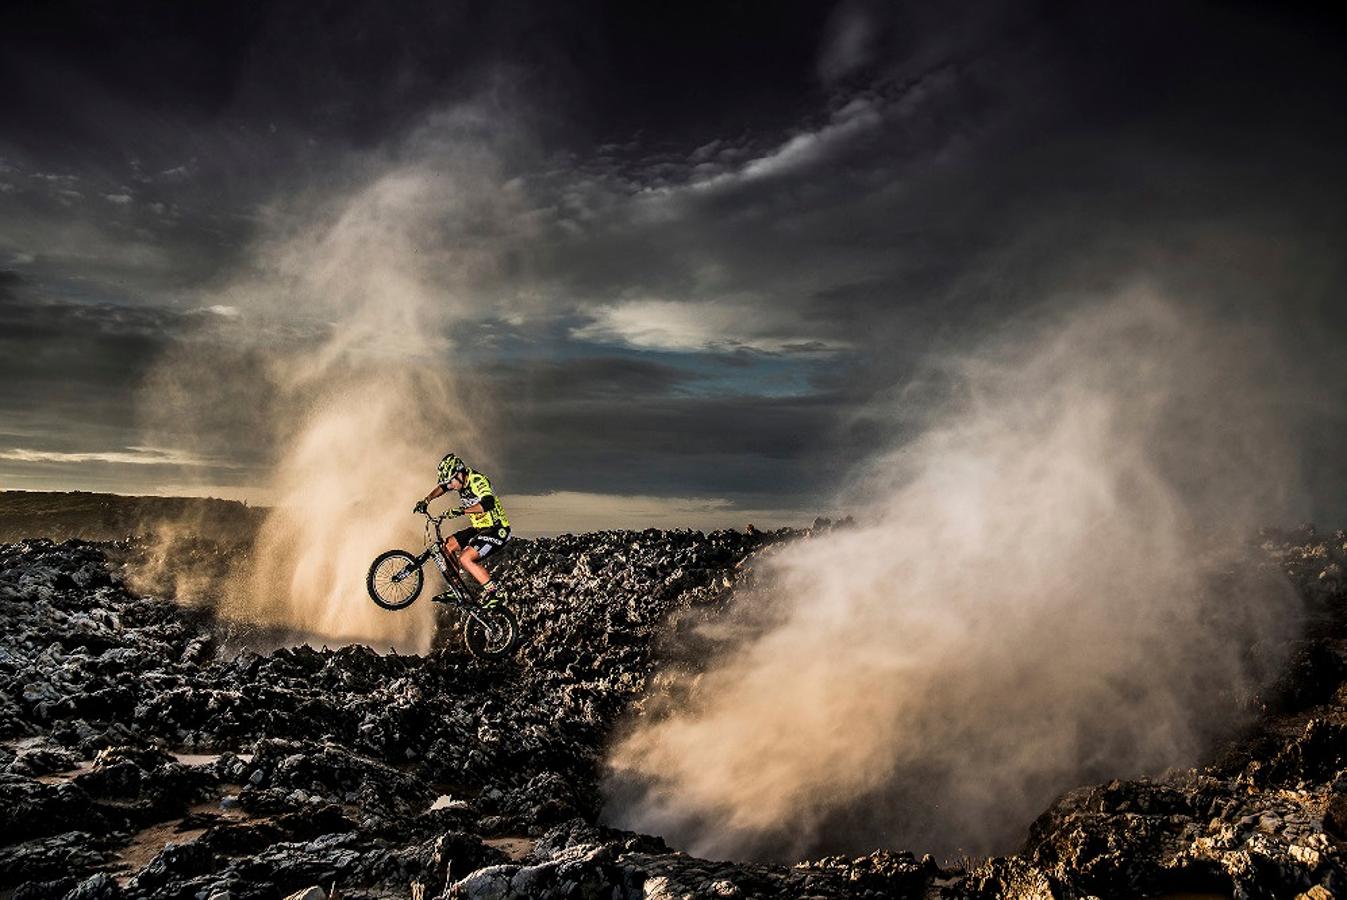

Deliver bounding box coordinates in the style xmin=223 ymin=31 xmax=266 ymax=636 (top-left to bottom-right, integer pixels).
xmin=137 ymin=107 xmax=528 ymax=652
xmin=604 ymin=289 xmax=1305 ymax=861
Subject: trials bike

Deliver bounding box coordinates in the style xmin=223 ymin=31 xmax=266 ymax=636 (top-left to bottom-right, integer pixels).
xmin=366 ymin=511 xmax=519 ymax=660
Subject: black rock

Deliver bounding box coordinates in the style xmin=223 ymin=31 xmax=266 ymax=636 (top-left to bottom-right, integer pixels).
xmin=2 ymin=527 xmax=1346 ymax=898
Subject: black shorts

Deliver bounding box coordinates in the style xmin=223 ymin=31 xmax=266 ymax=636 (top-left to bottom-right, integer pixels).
xmin=451 ymin=525 xmax=511 ymax=559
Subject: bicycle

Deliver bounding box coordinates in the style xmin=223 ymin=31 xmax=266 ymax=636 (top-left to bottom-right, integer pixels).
xmin=366 ymin=511 xmax=519 ymax=660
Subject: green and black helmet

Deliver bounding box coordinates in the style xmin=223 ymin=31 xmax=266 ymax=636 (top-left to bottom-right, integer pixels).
xmin=437 ymin=452 xmax=466 ymax=484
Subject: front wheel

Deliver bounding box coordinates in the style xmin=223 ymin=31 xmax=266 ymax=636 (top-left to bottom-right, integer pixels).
xmin=463 ymin=605 xmax=519 ymax=660
xmin=368 ymin=550 xmax=424 ymax=610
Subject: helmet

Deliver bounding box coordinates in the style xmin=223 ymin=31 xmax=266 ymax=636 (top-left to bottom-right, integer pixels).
xmin=437 ymin=452 xmax=466 ymax=483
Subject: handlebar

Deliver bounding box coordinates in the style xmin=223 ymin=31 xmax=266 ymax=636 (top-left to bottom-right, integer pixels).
xmin=418 ymin=509 xmax=464 ymax=524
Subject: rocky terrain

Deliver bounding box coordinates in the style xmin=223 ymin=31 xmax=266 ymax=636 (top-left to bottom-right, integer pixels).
xmin=1 ymin=512 xmax=1346 ymax=899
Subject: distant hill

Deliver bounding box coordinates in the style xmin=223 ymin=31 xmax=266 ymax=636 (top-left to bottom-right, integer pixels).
xmin=0 ymin=490 xmax=265 ymax=543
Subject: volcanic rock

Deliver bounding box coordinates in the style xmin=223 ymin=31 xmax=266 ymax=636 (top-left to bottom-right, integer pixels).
xmin=0 ymin=522 xmax=1345 ymax=897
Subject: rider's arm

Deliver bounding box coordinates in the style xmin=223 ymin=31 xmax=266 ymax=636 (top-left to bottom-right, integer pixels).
xmin=461 ymin=497 xmax=493 ymax=515
xmin=459 ymin=473 xmax=497 ymax=515
xmin=423 ymin=484 xmax=447 ymax=505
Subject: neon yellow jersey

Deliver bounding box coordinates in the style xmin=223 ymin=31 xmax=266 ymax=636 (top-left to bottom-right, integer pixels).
xmin=453 ymin=469 xmax=510 ymax=529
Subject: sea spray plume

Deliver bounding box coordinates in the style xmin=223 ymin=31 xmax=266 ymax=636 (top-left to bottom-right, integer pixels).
xmin=122 ymin=504 xmax=260 ymax=608
xmin=140 ymin=108 xmax=530 ymax=651
xmin=604 ymin=290 xmax=1303 ymax=862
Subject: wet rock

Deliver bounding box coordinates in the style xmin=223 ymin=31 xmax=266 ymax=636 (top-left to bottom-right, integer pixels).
xmin=74 ymin=746 xmax=214 ymax=826
xmin=64 ymin=872 xmax=123 ymax=900
xmin=1022 ymin=766 xmax=1346 ymax=897
xmin=443 ymin=834 xmax=944 ymax=900
xmin=227 ymin=831 xmax=388 ymax=896
xmin=1259 ymin=718 xmax=1347 ymax=787
xmin=961 ymin=857 xmax=1063 ymax=899
xmin=530 ymin=819 xmax=668 ymax=859
xmin=491 ymin=772 xmax=579 ymax=831
xmin=11 ymin=878 xmax=78 ymax=900
xmin=9 ymin=878 xmax=76 ymax=900
xmin=127 ymin=840 xmax=220 ymax=893
xmin=198 ymin=820 xmax=287 ymax=859
xmin=245 ymin=738 xmax=433 ymax=820
xmin=4 ymin=738 xmax=82 ymax=776
xmin=0 ymin=775 xmax=109 ymax=845
xmin=796 ymin=850 xmax=943 ymax=896
xmin=394 ymin=831 xmax=509 ymax=896
xmin=0 ymin=832 xmax=111 ymax=890
xmin=1324 ymin=782 xmax=1347 ymax=840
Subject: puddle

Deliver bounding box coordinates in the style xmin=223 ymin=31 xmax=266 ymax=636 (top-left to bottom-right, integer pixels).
xmin=4 ymin=737 xmax=94 ymax=784
xmin=112 ymin=821 xmax=212 ymax=884
xmin=189 ymin=794 xmax=250 ymax=819
xmin=109 ymin=793 xmax=254 ymax=885
xmin=484 ymin=836 xmax=536 ymax=862
xmin=33 ymin=760 xmax=96 ymax=784
xmin=8 ymin=743 xmax=264 ymax=888
xmin=425 ymin=795 xmax=533 ymax=861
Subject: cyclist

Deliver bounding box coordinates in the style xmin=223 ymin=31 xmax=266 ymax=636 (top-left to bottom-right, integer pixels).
xmin=413 ymin=452 xmax=511 ymax=606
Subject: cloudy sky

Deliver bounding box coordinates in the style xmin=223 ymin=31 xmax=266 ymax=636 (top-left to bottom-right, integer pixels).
xmin=2 ymin=1 xmax=1346 ymax=528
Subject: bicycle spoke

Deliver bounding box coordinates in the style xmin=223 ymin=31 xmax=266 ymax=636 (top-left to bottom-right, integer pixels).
xmin=374 ymin=558 xmax=418 ymax=603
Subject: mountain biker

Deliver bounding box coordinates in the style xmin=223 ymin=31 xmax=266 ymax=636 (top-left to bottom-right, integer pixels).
xmin=413 ymin=453 xmax=511 ymax=606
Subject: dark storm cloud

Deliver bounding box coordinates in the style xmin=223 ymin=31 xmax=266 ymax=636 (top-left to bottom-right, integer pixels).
xmin=521 ymin=1 xmax=1344 ymax=328
xmin=0 ymin=274 xmax=255 ymax=492
xmin=504 ymin=391 xmax=840 ymax=499
xmin=479 ymin=354 xmax=849 ymax=500
xmin=0 ymin=276 xmax=172 ymax=419
xmin=483 ymin=356 xmax=707 ymax=404
xmin=3 ymin=1 xmax=1346 ymax=519
xmin=498 ymin=2 xmax=1347 ymax=510
xmin=0 ymin=0 xmax=837 ymax=182
xmin=0 ymin=1 xmax=847 ymax=318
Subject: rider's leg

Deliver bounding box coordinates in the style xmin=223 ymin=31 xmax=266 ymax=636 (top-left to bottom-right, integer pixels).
xmin=429 ymin=535 xmax=466 ymax=603
xmin=458 ymin=546 xmax=491 ymax=587
xmin=460 ymin=545 xmax=506 ymax=606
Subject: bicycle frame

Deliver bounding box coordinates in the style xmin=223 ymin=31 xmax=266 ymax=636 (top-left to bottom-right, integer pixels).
xmin=372 ymin=512 xmax=516 ymax=656
xmin=409 ymin=511 xmax=474 ymax=603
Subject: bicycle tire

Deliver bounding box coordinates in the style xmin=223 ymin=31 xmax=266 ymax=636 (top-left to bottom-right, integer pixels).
xmin=367 ymin=550 xmax=424 ymax=610
xmin=463 ymin=605 xmax=519 ymax=660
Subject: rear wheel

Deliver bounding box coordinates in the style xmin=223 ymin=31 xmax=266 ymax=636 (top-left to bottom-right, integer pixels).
xmin=464 ymin=605 xmax=519 ymax=660
xmin=367 ymin=550 xmax=423 ymax=610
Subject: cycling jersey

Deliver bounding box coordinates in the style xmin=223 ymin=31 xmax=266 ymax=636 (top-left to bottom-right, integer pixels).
xmin=440 ymin=468 xmax=510 ymax=530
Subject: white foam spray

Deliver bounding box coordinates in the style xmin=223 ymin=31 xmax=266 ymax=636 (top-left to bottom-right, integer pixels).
xmin=141 ymin=107 xmax=529 ymax=651
xmin=605 ymin=290 xmax=1303 ymax=861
